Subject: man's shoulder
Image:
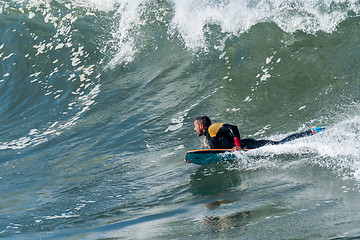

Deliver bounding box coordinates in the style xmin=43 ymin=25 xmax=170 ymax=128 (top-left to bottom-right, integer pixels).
xmin=208 ymin=123 xmax=225 ymax=137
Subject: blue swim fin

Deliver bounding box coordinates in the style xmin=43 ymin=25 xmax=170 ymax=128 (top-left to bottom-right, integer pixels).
xmin=311 ymin=127 xmax=325 ymax=134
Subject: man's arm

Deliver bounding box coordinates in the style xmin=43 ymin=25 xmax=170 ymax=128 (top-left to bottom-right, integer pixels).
xmin=220 ymin=124 xmax=242 ymax=150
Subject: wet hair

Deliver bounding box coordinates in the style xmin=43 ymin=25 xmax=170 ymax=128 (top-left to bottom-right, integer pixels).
xmin=195 ymin=115 xmax=211 ymax=128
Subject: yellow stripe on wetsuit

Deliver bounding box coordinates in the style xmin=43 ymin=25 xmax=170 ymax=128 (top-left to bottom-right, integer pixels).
xmin=208 ymin=123 xmax=224 ymax=137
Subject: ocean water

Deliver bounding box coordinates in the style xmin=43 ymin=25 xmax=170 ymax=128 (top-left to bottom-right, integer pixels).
xmin=0 ymin=0 xmax=360 ymax=239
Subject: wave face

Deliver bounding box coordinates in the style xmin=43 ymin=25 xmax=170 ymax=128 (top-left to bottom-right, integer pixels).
xmin=1 ymin=0 xmax=360 ymax=239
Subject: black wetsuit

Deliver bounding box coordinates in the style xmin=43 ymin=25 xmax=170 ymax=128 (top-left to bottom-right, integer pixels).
xmin=205 ymin=123 xmax=314 ymax=150
xmin=204 ymin=123 xmax=241 ymax=149
xmin=240 ymin=130 xmax=314 ymax=149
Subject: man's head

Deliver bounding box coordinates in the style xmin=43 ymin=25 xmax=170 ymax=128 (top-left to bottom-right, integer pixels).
xmin=194 ymin=116 xmax=211 ymax=136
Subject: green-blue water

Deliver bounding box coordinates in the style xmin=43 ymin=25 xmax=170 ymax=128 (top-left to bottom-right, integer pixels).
xmin=1 ymin=0 xmax=360 ymax=239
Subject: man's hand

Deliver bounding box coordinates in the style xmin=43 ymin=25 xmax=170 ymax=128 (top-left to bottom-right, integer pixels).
xmin=232 ymin=145 xmax=242 ymax=151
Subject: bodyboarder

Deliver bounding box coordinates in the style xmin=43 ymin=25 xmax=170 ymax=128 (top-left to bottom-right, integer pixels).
xmin=193 ymin=115 xmax=325 ymax=151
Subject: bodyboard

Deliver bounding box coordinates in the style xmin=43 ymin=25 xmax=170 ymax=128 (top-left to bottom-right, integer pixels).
xmin=185 ymin=149 xmax=246 ymax=165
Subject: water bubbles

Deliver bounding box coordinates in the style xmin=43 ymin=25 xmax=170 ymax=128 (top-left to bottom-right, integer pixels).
xmin=0 ymin=1 xmax=102 ymax=150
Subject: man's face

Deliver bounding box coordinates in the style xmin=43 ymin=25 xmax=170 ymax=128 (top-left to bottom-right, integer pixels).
xmin=194 ymin=120 xmax=205 ymax=136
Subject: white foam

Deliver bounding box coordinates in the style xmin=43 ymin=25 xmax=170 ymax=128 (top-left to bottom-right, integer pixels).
xmin=20 ymin=0 xmax=354 ymax=67
xmin=169 ymin=0 xmax=359 ymax=51
xmin=44 ymin=213 xmax=79 ymax=220
xmin=241 ymin=115 xmax=360 ymax=182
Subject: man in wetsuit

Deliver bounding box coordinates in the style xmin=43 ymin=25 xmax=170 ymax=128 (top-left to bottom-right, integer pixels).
xmin=193 ymin=116 xmax=324 ymax=151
